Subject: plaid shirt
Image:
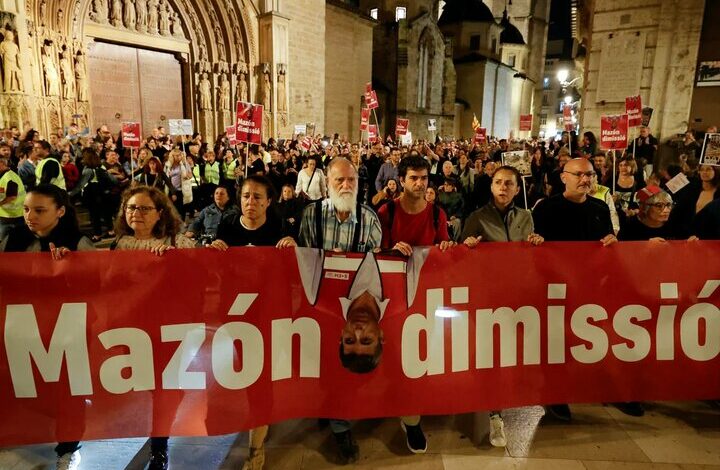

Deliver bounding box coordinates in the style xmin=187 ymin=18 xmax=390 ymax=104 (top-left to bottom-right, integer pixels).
xmin=298 ymin=198 xmax=382 ymax=252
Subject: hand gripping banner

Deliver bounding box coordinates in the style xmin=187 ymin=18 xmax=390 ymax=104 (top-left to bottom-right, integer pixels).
xmin=0 ymin=242 xmax=719 ymax=446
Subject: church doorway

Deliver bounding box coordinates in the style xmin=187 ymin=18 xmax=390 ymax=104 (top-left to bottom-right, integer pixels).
xmin=87 ymin=41 xmax=184 ymax=134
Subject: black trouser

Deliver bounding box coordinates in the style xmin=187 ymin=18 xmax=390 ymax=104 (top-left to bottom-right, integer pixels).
xmin=82 ymin=183 xmax=105 ymax=236
xmin=55 ymin=441 xmax=80 ymax=457
xmin=151 ymin=436 xmax=169 ymax=452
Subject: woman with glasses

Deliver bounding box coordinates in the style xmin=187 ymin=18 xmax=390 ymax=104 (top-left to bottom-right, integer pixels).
xmin=111 ymin=185 xmax=194 ymax=470
xmin=619 ymin=186 xmax=690 ymax=242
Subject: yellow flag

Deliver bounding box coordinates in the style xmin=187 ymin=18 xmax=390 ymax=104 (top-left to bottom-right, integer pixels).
xmin=472 ymin=114 xmax=480 ymax=131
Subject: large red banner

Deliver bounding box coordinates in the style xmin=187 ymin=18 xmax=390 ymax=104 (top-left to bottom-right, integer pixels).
xmin=600 ymin=114 xmax=629 ymax=150
xmin=121 ymin=122 xmax=141 ymax=148
xmin=626 ymin=95 xmax=643 ymax=127
xmin=0 ymin=244 xmax=719 ymax=446
xmin=235 ymin=101 xmax=264 ymax=145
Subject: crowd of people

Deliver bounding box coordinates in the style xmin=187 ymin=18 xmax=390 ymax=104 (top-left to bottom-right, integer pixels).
xmin=0 ymin=120 xmax=719 ymax=470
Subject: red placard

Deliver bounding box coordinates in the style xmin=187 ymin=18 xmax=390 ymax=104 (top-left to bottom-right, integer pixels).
xmin=365 ymin=82 xmax=373 ymax=93
xmin=365 ymin=90 xmax=379 ymax=110
xmin=360 ymin=108 xmax=370 ymax=131
xmin=626 ymin=95 xmax=643 ymax=128
xmin=0 ymin=244 xmax=719 ymax=446
xmin=519 ymin=114 xmax=533 ymax=131
xmin=368 ymin=124 xmax=378 ymax=143
xmin=225 ymin=126 xmax=237 ymax=146
xmin=121 ymin=122 xmax=141 ymax=148
xmin=235 ymin=101 xmax=264 ymax=145
xmin=300 ymin=136 xmax=313 ymax=151
xmin=474 ymin=127 xmax=487 ymax=144
xmin=563 ymin=106 xmax=574 ymax=131
xmin=396 ymin=118 xmax=409 ymax=136
xmin=600 ymin=114 xmax=629 ymax=150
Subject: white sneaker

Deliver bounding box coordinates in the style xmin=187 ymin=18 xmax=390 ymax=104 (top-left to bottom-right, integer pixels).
xmin=56 ymin=450 xmax=81 ymax=470
xmin=489 ymin=415 xmax=507 ymax=447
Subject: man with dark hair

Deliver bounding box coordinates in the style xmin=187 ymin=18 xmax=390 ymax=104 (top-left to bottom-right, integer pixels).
xmin=378 ymin=155 xmax=453 ymax=255
xmin=34 ymin=140 xmax=66 ymax=190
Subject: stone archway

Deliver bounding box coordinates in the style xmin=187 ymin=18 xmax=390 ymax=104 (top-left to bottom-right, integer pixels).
xmin=15 ymin=0 xmax=259 ymax=141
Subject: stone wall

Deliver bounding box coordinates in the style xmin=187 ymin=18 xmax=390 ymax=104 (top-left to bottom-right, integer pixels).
xmin=689 ymin=0 xmax=720 ymax=131
xmin=582 ymin=0 xmax=706 ymax=140
xmin=324 ymin=3 xmax=373 ymax=140
xmin=285 ymin=0 xmax=326 ymax=136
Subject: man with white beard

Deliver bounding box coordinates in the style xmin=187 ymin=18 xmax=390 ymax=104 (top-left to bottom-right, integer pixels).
xmin=299 ymin=157 xmax=382 ymax=252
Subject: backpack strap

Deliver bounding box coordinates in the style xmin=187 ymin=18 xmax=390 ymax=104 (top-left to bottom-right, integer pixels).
xmin=351 ymin=202 xmax=363 ymax=252
xmin=314 ymin=199 xmax=324 ymax=249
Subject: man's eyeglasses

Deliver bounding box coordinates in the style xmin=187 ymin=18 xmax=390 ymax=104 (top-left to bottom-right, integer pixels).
xmin=647 ymin=202 xmax=673 ymax=210
xmin=563 ymin=171 xmax=597 ymax=179
xmin=125 ymin=205 xmax=156 ymax=214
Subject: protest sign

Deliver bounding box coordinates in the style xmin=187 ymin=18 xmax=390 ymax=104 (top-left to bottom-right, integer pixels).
xmin=365 ymin=90 xmax=379 ymax=110
xmin=401 ymin=131 xmax=413 ymax=146
xmin=641 ymin=107 xmax=654 ymax=127
xmin=600 ymin=114 xmax=629 ymax=150
xmin=368 ymin=124 xmax=378 ymax=143
xmin=0 ymin=244 xmax=718 ymax=446
xmin=474 ymin=127 xmax=487 ymax=144
xmin=168 ymin=119 xmax=193 ymax=136
xmin=502 ymin=150 xmax=532 ymax=176
xmin=300 ymin=136 xmax=313 ymax=151
xmin=625 ymin=96 xmax=642 ymax=127
xmin=396 ymin=118 xmax=409 ymax=136
xmin=427 ymin=119 xmax=437 ymax=131
xmin=360 ymin=109 xmax=370 ymax=131
xmin=700 ymin=133 xmax=720 ymax=166
xmin=294 ymin=124 xmax=307 ymax=136
xmin=666 ymin=173 xmax=691 ymax=194
xmin=121 ymin=122 xmax=141 ymax=148
xmin=235 ymin=101 xmax=263 ymax=145
xmin=519 ymin=114 xmax=533 ymax=131
xmin=225 ymin=126 xmax=237 ymax=146
xmin=563 ymin=106 xmax=574 ymax=132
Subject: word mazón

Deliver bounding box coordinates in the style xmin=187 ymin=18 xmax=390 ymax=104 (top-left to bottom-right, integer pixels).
xmin=3 ymin=282 xmax=718 ymax=398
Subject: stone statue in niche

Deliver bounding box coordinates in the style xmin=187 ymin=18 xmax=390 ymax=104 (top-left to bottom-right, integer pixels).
xmin=0 ymin=30 xmax=24 ymax=93
xmin=136 ymin=0 xmax=148 ymax=33
xmin=198 ymin=72 xmax=212 ymax=110
xmin=277 ymin=65 xmax=287 ymax=113
xmin=237 ymin=74 xmax=248 ymax=102
xmin=214 ymin=27 xmax=225 ymax=61
xmin=147 ymin=0 xmax=159 ymax=34
xmin=90 ymin=0 xmax=109 ymax=24
xmin=75 ymin=50 xmax=89 ymax=102
xmin=217 ymin=73 xmax=230 ymax=111
xmin=197 ymin=42 xmax=210 ymax=74
xmin=59 ymin=48 xmax=75 ymax=99
xmin=111 ymin=0 xmax=123 ymax=27
xmin=232 ymin=24 xmax=245 ymax=63
xmin=171 ymin=13 xmax=182 ymax=37
xmin=57 ymin=9 xmax=65 ymax=28
xmin=39 ymin=1 xmax=47 ymax=26
xmin=159 ymin=0 xmax=171 ymax=36
xmin=262 ymin=67 xmax=271 ymax=111
xmin=123 ymin=0 xmax=136 ymax=30
xmin=42 ymin=46 xmax=60 ymax=96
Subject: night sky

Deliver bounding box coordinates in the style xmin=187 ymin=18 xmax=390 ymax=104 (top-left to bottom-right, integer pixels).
xmin=548 ymin=0 xmax=572 ymax=41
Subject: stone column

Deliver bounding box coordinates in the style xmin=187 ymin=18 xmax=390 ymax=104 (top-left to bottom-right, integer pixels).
xmin=258 ymin=6 xmax=290 ymax=139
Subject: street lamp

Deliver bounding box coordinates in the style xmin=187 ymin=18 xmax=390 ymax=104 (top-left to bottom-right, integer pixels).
xmin=563 ymin=95 xmax=572 ymax=105
xmin=557 ymin=69 xmax=569 ymax=84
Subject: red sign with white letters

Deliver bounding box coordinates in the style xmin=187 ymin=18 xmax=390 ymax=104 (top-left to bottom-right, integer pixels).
xmin=396 ymin=118 xmax=409 ymax=136
xmin=626 ymin=95 xmax=643 ymax=127
xmin=121 ymin=122 xmax=141 ymax=148
xmin=235 ymin=101 xmax=264 ymax=145
xmin=600 ymin=114 xmax=629 ymax=150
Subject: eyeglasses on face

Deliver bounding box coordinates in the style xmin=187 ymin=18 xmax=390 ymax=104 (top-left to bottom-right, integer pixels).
xmin=647 ymin=202 xmax=673 ymax=210
xmin=125 ymin=205 xmax=157 ymax=214
xmin=563 ymin=170 xmax=597 ymax=179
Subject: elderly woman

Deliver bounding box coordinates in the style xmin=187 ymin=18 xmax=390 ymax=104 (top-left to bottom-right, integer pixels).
xmin=619 ymin=186 xmax=695 ymax=242
xmin=111 ymin=185 xmax=194 ymax=470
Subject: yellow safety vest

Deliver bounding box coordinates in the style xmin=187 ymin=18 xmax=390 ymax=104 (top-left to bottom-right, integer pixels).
xmin=0 ymin=169 xmax=26 ymax=218
xmin=35 ymin=158 xmax=66 ymax=190
xmin=225 ymin=160 xmax=238 ymax=180
xmin=191 ymin=165 xmax=201 ymax=187
xmin=204 ymin=161 xmax=221 ymax=185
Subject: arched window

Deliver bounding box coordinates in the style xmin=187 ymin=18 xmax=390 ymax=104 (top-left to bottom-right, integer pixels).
xmin=417 ymin=29 xmax=433 ymax=109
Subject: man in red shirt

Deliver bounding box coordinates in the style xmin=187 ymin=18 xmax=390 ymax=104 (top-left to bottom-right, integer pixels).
xmin=378 ymin=155 xmax=455 ymax=255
